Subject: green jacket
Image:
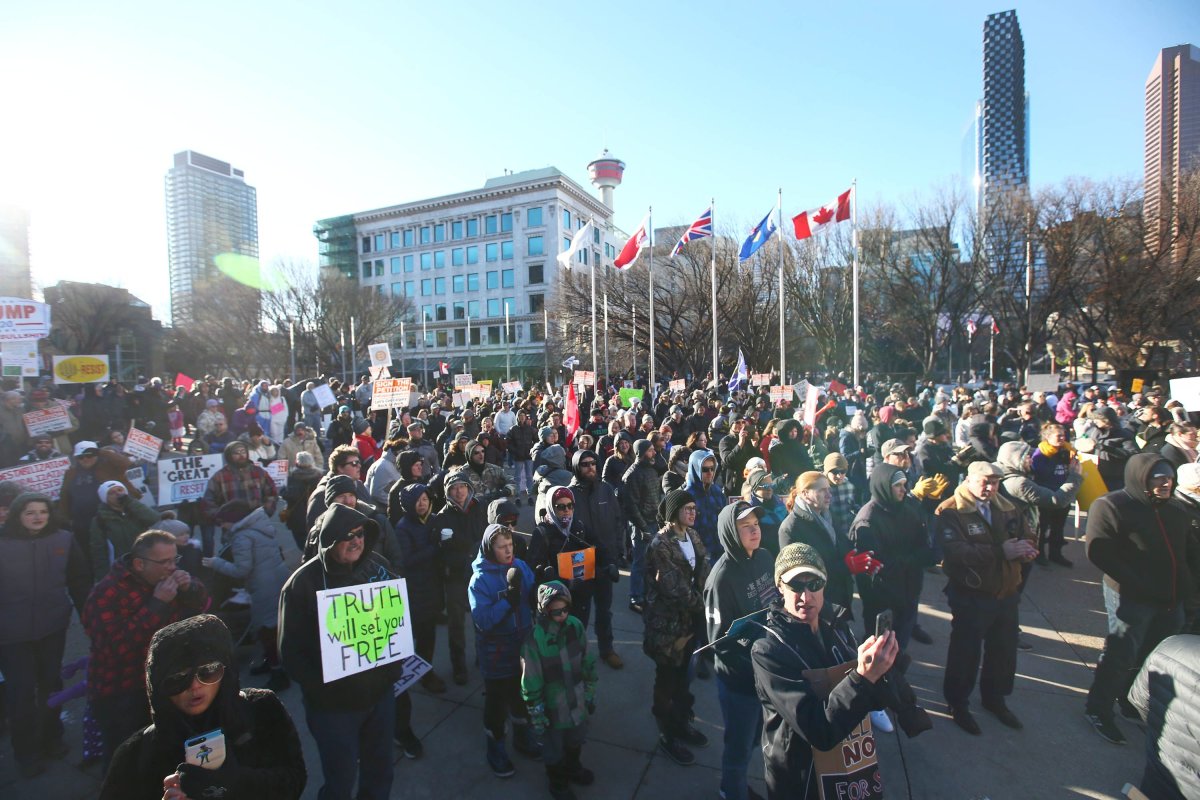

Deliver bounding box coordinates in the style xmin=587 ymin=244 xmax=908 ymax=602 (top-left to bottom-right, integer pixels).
xmin=89 ymin=499 xmax=161 ymax=581
xmin=521 ymin=582 xmax=597 ymax=730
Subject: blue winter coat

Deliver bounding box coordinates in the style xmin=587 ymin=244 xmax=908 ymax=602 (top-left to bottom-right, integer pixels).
xmin=468 ymin=528 xmax=536 ymax=679
xmin=684 ymin=449 xmax=726 ymax=562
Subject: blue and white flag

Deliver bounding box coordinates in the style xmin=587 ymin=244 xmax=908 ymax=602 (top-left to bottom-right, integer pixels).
xmin=738 ymin=206 xmax=778 ymax=261
xmin=728 ymin=348 xmax=748 ymax=392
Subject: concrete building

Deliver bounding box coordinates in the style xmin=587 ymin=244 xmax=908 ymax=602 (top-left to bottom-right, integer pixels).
xmin=315 ymin=164 xmax=620 ymax=381
xmin=43 ymin=281 xmax=165 ymax=382
xmin=1144 ymin=44 xmax=1200 ymax=252
xmin=164 ymin=150 xmax=259 ymax=326
xmin=0 ymin=203 xmax=34 ymax=299
xmin=975 ymin=9 xmax=1029 ymax=215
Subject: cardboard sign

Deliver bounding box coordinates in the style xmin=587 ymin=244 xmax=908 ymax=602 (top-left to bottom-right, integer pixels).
xmin=124 ymin=426 xmax=163 ymax=463
xmin=52 ymin=354 xmax=109 ymax=384
xmin=770 ymin=385 xmax=794 ymax=404
xmin=2 ymin=340 xmax=39 ymax=377
xmin=392 ymin=655 xmax=433 ymax=697
xmin=311 ymin=383 xmax=337 ymax=409
xmin=157 ymin=453 xmax=225 ymax=506
xmin=1025 ymin=374 xmax=1060 ymax=392
xmin=23 ymin=406 xmax=70 ymax=437
xmin=502 ymin=380 xmax=522 ymax=394
xmin=0 ymin=299 xmax=51 ymax=342
xmin=317 ymin=579 xmax=414 ymax=682
xmin=1075 ymin=458 xmax=1110 ymax=512
xmin=574 ymin=370 xmax=595 ymax=387
xmin=266 ymin=459 xmax=289 ymax=490
xmin=1169 ymin=376 xmax=1200 ymax=412
xmin=618 ymin=388 xmax=644 ymax=408
xmin=556 ymin=547 xmax=596 ymax=582
xmin=751 ymin=372 xmax=771 ymax=387
xmin=1130 ymin=377 xmax=1145 ymax=394
xmin=126 ymin=466 xmax=150 ymax=504
xmin=453 ymin=373 xmax=474 ymax=388
xmin=175 ymin=373 xmax=196 ymax=392
xmin=368 ymin=365 xmax=391 ymax=380
xmin=368 ymin=342 xmax=392 ymax=367
xmin=451 ymin=392 xmax=465 ymax=408
xmin=669 ymin=379 xmax=686 ymax=392
xmin=805 ymin=661 xmax=883 ymax=800
xmin=0 ymin=457 xmax=70 ymax=499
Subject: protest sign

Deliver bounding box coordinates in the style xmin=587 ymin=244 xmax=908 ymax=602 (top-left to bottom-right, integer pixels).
xmin=392 ymin=656 xmax=433 ymax=697
xmin=574 ymin=370 xmax=595 ymax=387
xmin=1130 ymin=377 xmax=1144 ymax=394
xmin=452 ymin=392 xmax=465 ymax=408
xmin=369 ymin=365 xmax=391 ymax=380
xmin=266 ymin=459 xmax=288 ymax=490
xmin=371 ymin=378 xmax=408 ymax=411
xmin=618 ymin=388 xmax=645 ymax=408
xmin=0 ymin=299 xmax=51 ymax=342
xmin=2 ymin=340 xmax=39 ymax=377
xmin=124 ymin=426 xmax=163 ymax=463
xmin=0 ymin=457 xmax=70 ymax=499
xmin=803 ymin=383 xmax=821 ymax=430
xmin=125 ymin=466 xmax=150 ymax=503
xmin=770 ymin=385 xmax=795 ymax=404
xmin=312 ymin=383 xmax=337 ymax=409
xmin=52 ymin=355 xmax=109 ymax=384
xmin=317 ymin=579 xmax=413 ymax=682
xmin=157 ymin=453 xmax=224 ymax=506
xmin=556 ymin=547 xmax=596 ymax=582
xmin=175 ymin=373 xmax=196 ymax=391
xmin=623 ymin=380 xmax=634 ymax=389
xmin=453 ymin=373 xmax=474 ymax=388
xmin=751 ymin=372 xmax=771 ymax=387
xmin=1169 ymin=376 xmax=1200 ymax=412
xmin=669 ymin=379 xmax=686 ymax=392
xmin=396 ymin=376 xmax=413 ymax=391
xmin=367 ymin=343 xmax=392 ymax=369
xmin=23 ymin=406 xmax=70 ymax=437
xmin=502 ymin=380 xmax=522 ymax=394
xmin=1025 ymin=374 xmax=1060 ymax=392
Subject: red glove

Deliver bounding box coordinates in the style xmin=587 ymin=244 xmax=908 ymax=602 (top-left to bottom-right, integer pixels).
xmin=844 ymin=549 xmax=883 ymax=576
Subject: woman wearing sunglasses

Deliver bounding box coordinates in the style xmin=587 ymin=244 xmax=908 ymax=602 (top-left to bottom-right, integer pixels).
xmin=101 ymin=614 xmax=305 ymax=800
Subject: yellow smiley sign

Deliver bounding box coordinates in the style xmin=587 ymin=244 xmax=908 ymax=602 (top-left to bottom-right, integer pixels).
xmin=52 ymin=355 xmax=110 ymax=384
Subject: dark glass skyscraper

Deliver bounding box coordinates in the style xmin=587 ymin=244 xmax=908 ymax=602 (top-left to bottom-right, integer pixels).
xmin=976 ymin=9 xmax=1029 ymax=214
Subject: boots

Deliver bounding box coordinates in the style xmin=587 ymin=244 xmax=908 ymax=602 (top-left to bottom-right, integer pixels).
xmin=486 ymin=730 xmax=515 ymax=778
xmin=563 ymin=745 xmax=594 ymax=785
xmin=512 ymin=720 xmax=544 ymax=759
xmin=547 ymin=762 xmax=577 ymax=800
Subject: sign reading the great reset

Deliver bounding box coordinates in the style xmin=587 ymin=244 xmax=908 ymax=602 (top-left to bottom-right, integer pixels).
xmin=318 ymin=579 xmax=413 ymax=682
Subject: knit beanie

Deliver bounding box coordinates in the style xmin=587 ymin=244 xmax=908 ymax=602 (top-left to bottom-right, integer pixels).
xmin=774 ymin=542 xmax=828 ymax=585
xmin=539 ymin=426 xmax=556 ymax=441
xmin=151 ymin=518 xmax=192 ymax=538
xmin=746 ymin=469 xmax=773 ymax=495
xmin=97 ymin=480 xmax=126 ymax=504
xmin=823 ymin=453 xmax=848 ymax=472
xmin=657 ymin=489 xmax=695 ymax=526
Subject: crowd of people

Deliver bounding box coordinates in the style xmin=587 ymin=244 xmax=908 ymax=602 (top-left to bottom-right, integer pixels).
xmin=0 ymin=370 xmax=1196 ymax=799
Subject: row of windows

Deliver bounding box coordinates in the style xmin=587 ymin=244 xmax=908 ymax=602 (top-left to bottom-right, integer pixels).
xmin=362 ymin=238 xmax=548 ymax=277
xmin=367 ymin=262 xmax=544 ymax=286
xmin=416 ymin=295 xmax=533 ymax=321
xmin=363 ymin=208 xmax=549 ymax=254
xmin=400 ymin=322 xmax=546 ymax=349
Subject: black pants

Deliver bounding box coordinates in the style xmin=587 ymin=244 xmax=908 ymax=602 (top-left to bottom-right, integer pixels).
xmin=592 ymin=577 xmax=614 ymax=656
xmin=651 ymin=659 xmax=694 ymax=736
xmin=943 ymin=588 xmax=1018 ymax=707
xmin=0 ymin=630 xmax=66 ymax=767
xmin=444 ymin=569 xmax=469 ymax=669
xmin=1086 ymin=593 xmax=1183 ymax=718
xmin=412 ymin=617 xmax=436 ymax=666
xmin=92 ymin=689 xmax=151 ymax=771
xmin=483 ymin=676 xmax=528 ymax=739
xmin=1037 ymin=507 xmax=1071 ymax=557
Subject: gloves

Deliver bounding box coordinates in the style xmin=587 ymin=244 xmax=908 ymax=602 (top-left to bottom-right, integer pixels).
xmin=604 ymin=563 xmax=620 ymax=583
xmin=911 ymin=474 xmax=948 ymax=501
xmin=505 ymin=566 xmax=522 ymax=606
xmin=178 ymin=762 xmax=249 ymax=798
xmin=505 ymin=586 xmax=521 ymax=607
xmin=844 ymin=549 xmax=883 ymax=576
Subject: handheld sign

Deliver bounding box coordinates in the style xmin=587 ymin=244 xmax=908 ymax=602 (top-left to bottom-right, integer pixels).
xmin=0 ymin=457 xmax=71 ymax=499
xmin=23 ymin=406 xmax=70 ymax=437
xmin=157 ymin=454 xmax=225 ymax=506
xmin=124 ymin=426 xmax=163 ymax=463
xmin=556 ymin=547 xmax=596 ymax=582
xmin=317 ymin=579 xmax=414 ymax=682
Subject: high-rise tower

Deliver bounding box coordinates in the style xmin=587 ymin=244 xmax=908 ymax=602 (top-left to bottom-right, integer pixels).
xmin=976 ymin=10 xmax=1029 ymax=215
xmin=587 ymin=150 xmax=625 ymax=211
xmin=1144 ymin=44 xmax=1200 ymax=253
xmin=165 ymin=151 xmax=259 ymax=325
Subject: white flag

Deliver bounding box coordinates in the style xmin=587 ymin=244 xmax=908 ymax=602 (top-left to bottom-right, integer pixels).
xmin=557 ymin=219 xmax=595 ymax=271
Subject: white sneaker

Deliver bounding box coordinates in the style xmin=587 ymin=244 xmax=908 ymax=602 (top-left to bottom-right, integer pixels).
xmin=870 ymin=709 xmax=894 ymax=733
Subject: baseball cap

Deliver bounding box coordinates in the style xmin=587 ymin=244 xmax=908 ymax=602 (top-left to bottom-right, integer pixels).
xmin=73 ymin=441 xmax=99 ymax=457
xmin=881 ymin=439 xmax=912 ymax=458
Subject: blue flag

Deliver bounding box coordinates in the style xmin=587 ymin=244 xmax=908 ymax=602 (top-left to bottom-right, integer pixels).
xmin=728 ymin=349 xmax=748 ymax=393
xmin=739 ymin=207 xmax=778 ymax=261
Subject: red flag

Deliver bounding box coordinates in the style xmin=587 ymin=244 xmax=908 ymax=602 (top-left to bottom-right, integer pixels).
xmin=174 ymin=373 xmax=196 ymax=391
xmin=792 ymin=189 xmax=852 ymax=240
xmin=828 ymin=379 xmax=848 ymax=396
xmin=966 ymin=319 xmax=977 ymax=337
xmin=991 ymin=319 xmax=999 ymax=335
xmin=614 ymin=213 xmax=651 ymax=270
xmin=564 ymin=382 xmax=581 ymax=446
xmin=438 ymin=361 xmax=449 ymax=375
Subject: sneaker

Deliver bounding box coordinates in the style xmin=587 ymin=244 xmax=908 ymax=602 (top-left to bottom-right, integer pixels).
xmin=421 ymin=671 xmax=448 ymax=694
xmin=910 ymin=626 xmax=933 ymax=645
xmin=1085 ymin=713 xmax=1126 ymax=745
xmin=982 ymin=701 xmax=1023 ymax=730
xmin=486 ymin=734 xmax=516 ymax=777
xmin=950 ymin=705 xmax=981 ymax=736
xmin=628 ymin=599 xmax=644 ymax=615
xmin=396 ymin=730 xmax=423 ymax=759
xmin=870 ymin=709 xmax=894 ymax=733
xmin=676 ymin=722 xmax=709 ymax=748
xmin=601 ymin=651 xmax=625 ymax=669
xmin=658 ymin=735 xmax=695 ymax=766
xmin=1050 ymin=554 xmax=1074 ymax=568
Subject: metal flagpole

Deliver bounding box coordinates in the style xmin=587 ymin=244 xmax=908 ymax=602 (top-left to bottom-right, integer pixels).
xmin=350 ymin=317 xmax=357 ymax=381
xmin=505 ymin=304 xmax=511 ymax=381
xmin=1024 ymin=211 xmax=1033 ymax=386
xmin=421 ymin=316 xmax=428 ymax=389
xmin=590 ymin=219 xmax=598 ymax=381
xmin=288 ymin=320 xmax=296 ymax=385
xmin=399 ymin=321 xmax=405 ymax=379
xmin=777 ymin=188 xmax=786 ymax=382
xmin=648 ymin=207 xmax=656 ymax=397
xmin=967 ymin=327 xmax=973 ymax=380
xmin=852 ymin=179 xmax=860 ymax=388
xmin=631 ymin=304 xmax=637 ymax=384
xmin=543 ymin=307 xmax=550 ymax=384
xmin=989 ymin=322 xmax=995 ymax=380
xmin=340 ymin=328 xmax=347 ymax=386
xmin=710 ymin=198 xmax=719 ymax=387
xmin=603 ymin=292 xmax=610 ymax=389
xmin=466 ymin=313 xmax=472 ymax=374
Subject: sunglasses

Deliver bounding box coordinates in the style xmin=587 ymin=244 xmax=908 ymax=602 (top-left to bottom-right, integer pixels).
xmin=344 ymin=460 xmax=361 ymax=467
xmin=828 ymin=470 xmax=847 ymax=476
xmin=338 ymin=529 xmax=366 ymax=542
xmin=554 ymin=503 xmax=575 ymax=511
xmin=701 ymin=466 xmax=716 ymax=473
xmin=547 ymin=607 xmax=570 ymax=618
xmin=141 ymin=554 xmax=183 ymax=566
xmin=784 ymin=576 xmax=827 ymax=594
xmin=162 ymin=661 xmax=225 ymax=696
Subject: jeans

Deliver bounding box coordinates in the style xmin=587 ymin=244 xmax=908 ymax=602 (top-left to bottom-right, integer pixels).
xmin=514 ymin=459 xmax=534 ymax=495
xmin=592 ymin=575 xmax=615 ymax=655
xmin=629 ymin=528 xmax=649 ymax=601
xmin=943 ymin=587 xmax=1019 ymax=707
xmin=716 ymin=677 xmax=763 ymax=800
xmin=483 ymin=676 xmax=529 ymax=739
xmin=1086 ymin=584 xmax=1184 ymax=718
xmin=305 ymin=692 xmax=395 ymax=800
xmin=0 ymin=630 xmax=66 ymax=767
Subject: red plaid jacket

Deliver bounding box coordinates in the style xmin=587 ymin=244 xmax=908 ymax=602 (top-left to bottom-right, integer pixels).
xmin=201 ymin=463 xmax=279 ymax=522
xmin=81 ymin=558 xmax=208 ymax=700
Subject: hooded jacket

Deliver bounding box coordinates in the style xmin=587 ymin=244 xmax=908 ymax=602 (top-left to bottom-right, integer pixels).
xmin=847 ymin=465 xmax=933 ymax=614
xmin=1090 ymin=416 xmax=1138 ymax=490
xmin=703 ymin=503 xmax=778 ymax=694
xmin=202 ymin=440 xmax=279 ymax=523
xmin=770 ymin=421 xmax=815 ymax=483
xmin=364 ymin=448 xmax=401 ymax=505
xmin=778 ymin=501 xmax=854 ymax=612
xmin=622 ymin=439 xmax=664 ymax=535
xmin=88 ymin=492 xmax=162 ymax=581
xmin=521 ymin=581 xmax=597 ymax=730
xmin=449 ymin=440 xmax=515 ymax=502
xmin=278 ymin=504 xmax=401 ymax=711
xmin=1085 ymin=454 xmax=1200 ymax=608
xmin=207 ymin=506 xmax=291 ymax=631
xmin=997 ymin=440 xmax=1080 ymax=533
xmin=685 ymin=448 xmax=727 ymax=561
xmin=568 ymin=448 xmax=624 ymax=559
xmin=392 ymin=483 xmax=443 ymax=619
xmin=533 ymin=444 xmax=573 ymax=510
xmin=936 ymin=480 xmax=1033 ymax=599
xmin=468 ymin=526 xmax=536 ymax=679
xmin=530 ymin=487 xmax=606 ymax=597
xmin=100 ymin=615 xmax=306 ymax=800
xmin=431 ymin=475 xmax=487 ymax=577
xmin=719 ymin=430 xmax=759 ymax=496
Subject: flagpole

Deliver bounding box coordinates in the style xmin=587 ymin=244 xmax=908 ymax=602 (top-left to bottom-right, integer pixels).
xmin=852 ymin=178 xmax=860 ymax=388
xmin=710 ymin=198 xmax=719 ymax=389
xmin=543 ymin=307 xmax=550 ymax=386
xmin=989 ymin=322 xmax=995 ymax=380
xmin=422 ymin=316 xmax=428 ymax=388
xmin=590 ymin=219 xmax=598 ymax=382
xmin=350 ymin=316 xmax=357 ymax=381
xmin=340 ymin=328 xmax=347 ymax=386
xmin=648 ymin=206 xmax=656 ymax=398
xmin=777 ymin=188 xmax=786 ymax=383
xmin=967 ymin=327 xmax=973 ymax=381
xmin=631 ymin=303 xmax=637 ymax=384
xmin=504 ymin=304 xmax=511 ymax=382
xmin=603 ymin=292 xmax=610 ymax=389
xmin=466 ymin=313 xmax=472 ymax=374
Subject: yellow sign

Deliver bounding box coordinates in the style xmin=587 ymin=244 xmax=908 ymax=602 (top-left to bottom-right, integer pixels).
xmin=52 ymin=355 xmax=110 ymax=384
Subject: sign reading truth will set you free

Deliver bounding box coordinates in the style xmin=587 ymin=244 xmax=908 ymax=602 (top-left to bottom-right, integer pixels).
xmin=318 ymin=579 xmax=413 ymax=683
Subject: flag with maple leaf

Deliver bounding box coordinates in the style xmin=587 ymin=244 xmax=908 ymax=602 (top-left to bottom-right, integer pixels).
xmin=966 ymin=318 xmax=977 ymax=338
xmin=671 ymin=205 xmax=713 ymax=257
xmin=791 ymin=188 xmax=852 ymax=239
xmin=614 ymin=212 xmax=651 ymax=270
xmin=438 ymin=361 xmax=450 ymax=375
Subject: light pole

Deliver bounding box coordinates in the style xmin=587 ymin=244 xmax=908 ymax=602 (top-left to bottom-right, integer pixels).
xmin=504 ymin=303 xmax=511 ymax=382
xmin=288 ymin=319 xmax=296 ymax=384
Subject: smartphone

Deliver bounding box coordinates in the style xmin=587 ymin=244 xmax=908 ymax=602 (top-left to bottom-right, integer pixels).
xmin=875 ymin=609 xmax=893 ymax=639
xmin=184 ymin=729 xmax=226 ymax=770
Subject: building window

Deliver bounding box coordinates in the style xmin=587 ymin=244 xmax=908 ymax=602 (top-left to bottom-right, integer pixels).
xmin=467 ymin=299 xmax=480 ymax=317
xmin=404 ymin=255 xmax=414 ymax=272
xmin=487 ymin=298 xmax=500 ymax=317
xmin=501 ymin=240 xmax=513 ymax=260
xmin=420 ymin=226 xmax=431 ymax=244
xmin=579 ymin=249 xmax=588 ymax=265
xmin=451 ymin=221 xmax=463 ymax=240
xmin=404 ymin=230 xmax=414 ymax=247
xmin=436 ymin=304 xmax=447 ymax=321
xmin=390 ymin=232 xmax=401 ymax=248
xmin=422 ymin=304 xmax=433 ymax=321
xmin=502 ymin=269 xmax=514 ymax=288
xmin=434 ymin=223 xmax=445 ymax=243
xmin=424 ymin=330 xmax=434 ymax=345
xmin=453 ymin=302 xmax=465 ymax=320
xmin=530 ymin=322 xmax=545 ymax=342
xmin=436 ymin=330 xmax=448 ymax=347
xmin=485 ymin=215 xmax=498 ymax=235
xmin=486 ymin=243 xmax=498 ymax=262
xmin=529 ymin=293 xmax=544 ymax=314
xmin=454 ymin=328 xmax=466 ymax=346
xmin=434 ymin=251 xmax=446 ymax=268
xmin=362 ymin=262 xmax=372 ymax=278
xmin=420 ymin=253 xmax=432 ymax=270
xmin=452 ymin=248 xmax=464 ymax=266
xmin=362 ymin=237 xmax=372 ymax=254
xmin=466 ymin=245 xmax=479 ymax=265
xmin=452 ymin=275 xmax=465 ymax=293
xmin=467 ymin=273 xmax=479 ymax=291
xmin=528 ymin=263 xmax=544 ymax=284
xmin=562 ymin=237 xmax=572 ymax=253
xmin=405 ymin=281 xmax=415 ymax=296
xmin=390 ymin=257 xmax=401 ymax=274
xmin=466 ymin=218 xmax=478 ymax=237
xmin=374 ymin=260 xmax=384 ymax=276
xmin=374 ymin=234 xmax=384 ymax=252
xmin=470 ymin=327 xmax=481 ymax=345
xmin=434 ymin=277 xmax=446 ymax=295
xmin=421 ymin=279 xmax=432 ymax=296
xmin=527 ymin=207 xmax=543 ymax=227
xmin=527 ymin=236 xmax=543 ymax=256
xmin=501 ymin=212 xmax=513 ymax=232
xmin=391 ymin=282 xmax=402 ymax=295
xmin=503 ymin=297 xmax=515 ymax=314
xmin=486 ymin=271 xmax=499 ymax=290
xmin=562 ymin=209 xmax=571 ymax=229
xmin=488 ymin=325 xmax=501 ymax=345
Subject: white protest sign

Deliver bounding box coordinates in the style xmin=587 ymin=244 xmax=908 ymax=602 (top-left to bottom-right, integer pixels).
xmin=392 ymin=655 xmax=434 ymax=697
xmin=317 ymin=579 xmax=414 ymax=682
xmin=0 ymin=457 xmax=70 ymax=499
xmin=157 ymin=453 xmax=225 ymax=506
xmin=453 ymin=373 xmax=474 ymax=388
xmin=770 ymin=385 xmax=794 ymax=404
xmin=1169 ymin=376 xmax=1200 ymax=412
xmin=751 ymin=372 xmax=772 ymax=387
xmin=1025 ymin=374 xmax=1060 ymax=393
xmin=574 ymin=370 xmax=595 ymax=387
xmin=803 ymin=383 xmax=821 ymax=430
xmin=371 ymin=378 xmax=408 ymax=411
xmin=126 ymin=466 xmax=151 ymax=505
xmin=124 ymin=425 xmax=163 ymax=463
xmin=452 ymin=392 xmax=465 ymax=408
xmin=502 ymin=380 xmax=522 ymax=394
xmin=0 ymin=299 xmax=51 ymax=342
xmin=669 ymin=379 xmax=686 ymax=392
xmin=23 ymin=406 xmax=70 ymax=437
xmin=369 ymin=365 xmax=391 ymax=380
xmin=367 ymin=343 xmax=392 ymax=368
xmin=2 ymin=340 xmax=39 ymax=377
xmin=266 ymin=459 xmax=288 ymax=490
xmin=312 ymin=383 xmax=338 ymax=409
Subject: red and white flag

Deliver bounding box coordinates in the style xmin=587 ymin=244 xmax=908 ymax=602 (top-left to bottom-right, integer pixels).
xmin=613 ymin=212 xmax=651 ymax=270
xmin=966 ymin=319 xmax=977 ymax=337
xmin=564 ymin=382 xmax=580 ymax=446
xmin=991 ymin=319 xmax=999 ymax=335
xmin=437 ymin=361 xmax=450 ymax=375
xmin=791 ymin=188 xmax=852 ymax=240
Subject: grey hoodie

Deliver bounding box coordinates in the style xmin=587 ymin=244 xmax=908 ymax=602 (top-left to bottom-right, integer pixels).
xmin=997 ymin=440 xmax=1079 ymax=532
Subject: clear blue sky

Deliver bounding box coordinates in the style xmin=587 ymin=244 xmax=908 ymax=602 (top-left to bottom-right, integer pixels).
xmin=1 ymin=1 xmax=1195 ymax=321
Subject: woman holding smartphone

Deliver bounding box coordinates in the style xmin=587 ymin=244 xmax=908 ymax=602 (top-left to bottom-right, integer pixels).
xmin=100 ymin=615 xmax=306 ymax=800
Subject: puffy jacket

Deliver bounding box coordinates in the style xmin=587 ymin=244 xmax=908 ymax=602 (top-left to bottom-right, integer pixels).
xmin=0 ymin=499 xmax=90 ymax=645
xmin=936 ymin=482 xmax=1034 ymax=599
xmin=468 ymin=527 xmax=535 ymax=679
xmin=1091 ymin=424 xmax=1138 ymax=490
xmin=393 ymin=483 xmax=444 ymax=621
xmin=507 ymin=421 xmax=537 ymax=461
xmin=622 ymin=440 xmax=663 ymax=535
xmin=568 ymin=449 xmax=624 ymax=560
xmin=1129 ymin=634 xmax=1200 ymax=800
xmin=208 ymin=506 xmax=290 ymax=630
xmin=771 ymin=421 xmax=814 ymax=484
xmin=848 ymin=465 xmax=933 ymax=616
xmin=997 ymin=440 xmax=1079 ymax=533
xmin=431 ymin=485 xmax=487 ymax=580
xmin=1086 ymin=454 xmax=1200 ymax=609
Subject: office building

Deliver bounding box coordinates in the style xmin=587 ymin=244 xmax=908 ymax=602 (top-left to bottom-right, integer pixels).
xmin=0 ymin=203 xmax=33 ymax=298
xmin=976 ymin=9 xmax=1029 ymax=215
xmin=1144 ymin=44 xmax=1200 ymax=252
xmin=164 ymin=150 xmax=259 ymax=325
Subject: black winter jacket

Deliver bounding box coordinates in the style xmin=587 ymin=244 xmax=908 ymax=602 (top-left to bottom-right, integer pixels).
xmin=847 ymin=465 xmax=933 ymax=618
xmin=622 ymin=445 xmax=663 ymax=535
xmin=568 ymin=450 xmax=624 ymax=559
xmin=778 ymin=503 xmax=854 ymax=612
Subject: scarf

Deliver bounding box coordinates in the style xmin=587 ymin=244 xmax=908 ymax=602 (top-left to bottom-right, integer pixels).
xmin=798 ymin=499 xmax=837 ymax=546
xmin=1166 ymin=434 xmax=1198 ymax=463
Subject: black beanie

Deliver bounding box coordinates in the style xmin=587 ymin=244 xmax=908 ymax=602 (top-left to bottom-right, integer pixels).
xmin=657 ymin=489 xmax=696 ymax=527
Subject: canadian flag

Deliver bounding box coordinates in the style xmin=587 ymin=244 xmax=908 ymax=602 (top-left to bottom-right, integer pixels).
xmin=613 ymin=213 xmax=651 ymax=270
xmin=438 ymin=361 xmax=449 ymax=375
xmin=991 ymin=319 xmax=999 ymax=335
xmin=966 ymin=319 xmax=977 ymax=337
xmin=791 ymin=188 xmax=852 ymax=240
